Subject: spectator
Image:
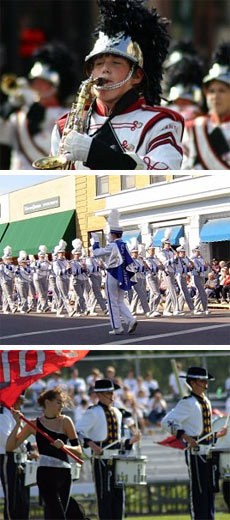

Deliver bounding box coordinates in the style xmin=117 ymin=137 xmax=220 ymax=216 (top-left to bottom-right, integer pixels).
xmin=147 ymin=389 xmax=167 ymax=427
xmin=105 ymin=366 xmax=116 ymax=381
xmin=66 ymin=367 xmax=86 ymax=397
xmin=204 ymin=272 xmax=218 ymax=300
xmin=26 ymin=379 xmax=47 ymax=407
xmin=73 ymin=397 xmax=90 ymax=426
xmin=187 ymin=273 xmax=196 ymax=298
xmin=46 ymin=370 xmax=67 ymax=391
xmin=222 ymin=267 xmax=230 ymax=302
xmin=211 ymin=259 xmax=221 ymax=278
xmin=86 ymin=368 xmax=103 ymax=389
xmin=123 ymin=369 xmax=137 ymax=392
xmin=143 ymin=371 xmax=159 ymax=397
xmin=134 ymin=376 xmax=149 ymax=398
xmin=169 ymin=362 xmax=187 ymax=400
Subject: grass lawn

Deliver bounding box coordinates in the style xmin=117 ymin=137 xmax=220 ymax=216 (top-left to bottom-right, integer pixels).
xmin=127 ymin=515 xmax=229 ymax=520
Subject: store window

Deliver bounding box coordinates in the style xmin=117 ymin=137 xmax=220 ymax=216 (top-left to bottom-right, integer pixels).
xmin=150 ymin=175 xmax=166 ymax=183
xmin=96 ymin=176 xmax=109 ymax=196
xmin=121 ymin=176 xmax=135 ymax=190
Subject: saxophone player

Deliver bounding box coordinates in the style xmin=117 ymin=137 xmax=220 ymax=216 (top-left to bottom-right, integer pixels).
xmin=51 ymin=0 xmax=184 ymax=171
xmin=0 ymin=42 xmax=76 ymax=169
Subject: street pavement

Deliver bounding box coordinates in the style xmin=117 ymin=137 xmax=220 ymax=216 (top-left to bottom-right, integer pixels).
xmin=0 ymin=309 xmax=229 ymax=345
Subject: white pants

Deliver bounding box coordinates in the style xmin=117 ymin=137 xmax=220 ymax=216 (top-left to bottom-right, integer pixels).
xmin=105 ymin=273 xmax=133 ymax=330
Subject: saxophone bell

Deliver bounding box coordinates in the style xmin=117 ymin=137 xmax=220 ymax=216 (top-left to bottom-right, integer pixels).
xmin=32 ymin=76 xmax=105 ymax=170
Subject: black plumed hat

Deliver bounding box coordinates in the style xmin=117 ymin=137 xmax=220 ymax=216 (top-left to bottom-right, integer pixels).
xmin=203 ymin=42 xmax=230 ymax=86
xmin=28 ymin=41 xmax=77 ymax=103
xmin=164 ymin=41 xmax=203 ymax=103
xmin=85 ymin=0 xmax=170 ymax=105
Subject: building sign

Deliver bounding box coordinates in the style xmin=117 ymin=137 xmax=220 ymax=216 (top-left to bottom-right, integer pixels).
xmin=24 ymin=196 xmax=60 ymax=214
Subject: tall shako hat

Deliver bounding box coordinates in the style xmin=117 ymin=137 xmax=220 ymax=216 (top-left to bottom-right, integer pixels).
xmin=85 ymin=0 xmax=170 ymax=105
xmin=128 ymin=237 xmax=139 ymax=252
xmin=180 ymin=366 xmax=215 ymax=381
xmin=192 ymin=245 xmax=200 ymax=252
xmin=55 ymin=239 xmax=67 ymax=253
xmin=28 ymin=42 xmax=77 ymax=102
xmin=161 ymin=228 xmax=171 ymax=245
xmin=164 ymin=41 xmax=203 ymax=104
xmin=93 ymin=378 xmax=120 ymax=392
xmin=105 ymin=209 xmax=123 ymax=235
xmin=203 ymin=42 xmax=230 ymax=87
xmin=72 ymin=238 xmax=83 ymax=254
xmin=176 ymin=237 xmax=186 ymax=252
xmin=37 ymin=245 xmax=47 ymax=257
xmin=2 ymin=245 xmax=13 ymax=259
xmin=17 ymin=250 xmax=27 ymax=263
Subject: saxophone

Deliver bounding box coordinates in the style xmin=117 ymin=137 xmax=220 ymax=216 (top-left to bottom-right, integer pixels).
xmin=32 ymin=76 xmax=104 ymax=170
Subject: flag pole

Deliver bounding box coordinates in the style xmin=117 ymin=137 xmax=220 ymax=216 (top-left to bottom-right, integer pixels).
xmin=9 ymin=406 xmax=83 ymax=465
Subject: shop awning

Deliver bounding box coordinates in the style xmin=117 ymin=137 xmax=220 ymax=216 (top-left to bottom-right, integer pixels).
xmin=0 ymin=210 xmax=76 ymax=257
xmin=0 ymin=223 xmax=9 ymax=242
xmin=200 ymin=218 xmax=230 ymax=242
xmin=153 ymin=225 xmax=183 ymax=246
xmin=122 ymin=229 xmax=142 ymax=244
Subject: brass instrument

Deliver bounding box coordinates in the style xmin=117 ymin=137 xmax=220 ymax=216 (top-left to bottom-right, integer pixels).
xmin=32 ymin=76 xmax=104 ymax=170
xmin=1 ymin=74 xmax=19 ymax=96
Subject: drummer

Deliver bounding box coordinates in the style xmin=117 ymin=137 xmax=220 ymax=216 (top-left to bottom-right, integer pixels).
xmin=77 ymin=378 xmax=141 ymax=520
xmin=161 ymin=367 xmax=227 ymax=520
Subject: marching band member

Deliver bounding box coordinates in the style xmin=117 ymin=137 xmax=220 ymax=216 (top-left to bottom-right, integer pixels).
xmin=144 ymin=239 xmax=162 ymax=317
xmin=31 ymin=245 xmax=50 ymax=313
xmin=182 ymin=42 xmax=230 ymax=170
xmin=190 ymin=246 xmax=209 ymax=315
xmin=0 ymin=42 xmax=76 ymax=169
xmin=52 ymin=0 xmax=184 ymax=171
xmin=163 ymin=40 xmax=204 ymax=121
xmin=70 ymin=239 xmax=88 ymax=316
xmin=162 ymin=367 xmax=227 ymax=520
xmin=48 ymin=250 xmax=61 ymax=313
xmin=0 ymin=395 xmax=30 ymax=520
xmin=6 ymin=387 xmax=82 ymax=520
xmin=52 ymin=240 xmax=75 ymax=318
xmin=0 ymin=246 xmax=17 ymax=314
xmin=91 ymin=209 xmax=137 ymax=335
xmin=86 ymin=250 xmax=108 ymax=316
xmin=14 ymin=251 xmax=32 ymax=314
xmin=128 ymin=240 xmax=150 ymax=316
xmin=157 ymin=230 xmax=182 ymax=317
xmin=77 ymin=378 xmax=141 ymax=520
xmin=174 ymin=238 xmax=194 ymax=314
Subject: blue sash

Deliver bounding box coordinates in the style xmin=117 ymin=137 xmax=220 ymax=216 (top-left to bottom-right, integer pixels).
xmin=107 ymin=240 xmax=136 ymax=291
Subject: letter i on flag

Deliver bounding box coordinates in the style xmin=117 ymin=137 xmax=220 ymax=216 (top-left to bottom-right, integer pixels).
xmin=0 ymin=350 xmax=90 ymax=407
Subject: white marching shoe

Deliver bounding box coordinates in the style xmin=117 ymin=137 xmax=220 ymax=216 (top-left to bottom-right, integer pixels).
xmin=163 ymin=311 xmax=173 ymax=316
xmin=109 ymin=327 xmax=124 ymax=335
xmin=128 ymin=320 xmax=138 ymax=334
xmin=150 ymin=311 xmax=161 ymax=317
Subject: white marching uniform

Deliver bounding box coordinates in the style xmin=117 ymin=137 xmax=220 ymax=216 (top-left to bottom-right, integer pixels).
xmin=190 ymin=255 xmax=208 ymax=312
xmin=52 ymin=258 xmax=72 ymax=315
xmin=129 ymin=257 xmax=150 ymax=314
xmin=93 ymin=239 xmax=136 ymax=330
xmin=182 ymin=114 xmax=230 ymax=170
xmin=51 ymin=95 xmax=184 ymax=170
xmin=157 ymin=248 xmax=178 ymax=313
xmin=31 ymin=259 xmax=50 ymax=312
xmin=86 ymin=257 xmax=107 ymax=313
xmin=15 ymin=265 xmax=32 ymax=312
xmin=0 ymin=262 xmax=16 ymax=313
xmin=0 ymin=106 xmax=66 ymax=169
xmin=174 ymin=256 xmax=194 ymax=311
xmin=70 ymin=259 xmax=88 ymax=313
xmin=145 ymin=256 xmax=161 ymax=313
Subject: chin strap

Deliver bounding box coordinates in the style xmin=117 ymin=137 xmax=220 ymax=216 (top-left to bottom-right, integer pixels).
xmin=94 ymin=65 xmax=135 ymax=91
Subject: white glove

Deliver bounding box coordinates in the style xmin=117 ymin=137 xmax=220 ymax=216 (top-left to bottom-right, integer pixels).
xmin=90 ymin=233 xmax=99 ymax=245
xmin=63 ymin=130 xmax=92 ymax=162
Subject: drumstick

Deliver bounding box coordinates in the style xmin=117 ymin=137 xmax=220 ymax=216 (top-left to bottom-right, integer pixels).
xmin=9 ymin=406 xmax=84 ymax=465
xmin=102 ymin=437 xmax=126 ymax=451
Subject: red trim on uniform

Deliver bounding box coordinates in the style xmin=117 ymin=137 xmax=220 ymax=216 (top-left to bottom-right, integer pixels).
xmin=193 ymin=116 xmax=230 ymax=169
xmin=136 ymin=111 xmax=184 ymax=153
xmin=210 ymin=113 xmax=230 ymax=123
xmin=148 ymin=131 xmax=183 ymax=155
xmin=57 ymin=113 xmax=69 ymax=134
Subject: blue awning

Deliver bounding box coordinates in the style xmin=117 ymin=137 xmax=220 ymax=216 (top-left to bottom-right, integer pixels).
xmin=122 ymin=229 xmax=142 ymax=244
xmin=153 ymin=226 xmax=183 ymax=246
xmin=200 ymin=218 xmax=230 ymax=242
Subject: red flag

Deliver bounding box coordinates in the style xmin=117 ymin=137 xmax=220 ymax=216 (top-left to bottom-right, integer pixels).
xmin=212 ymin=408 xmax=226 ymax=417
xmin=0 ymin=350 xmax=90 ymax=407
xmin=157 ymin=435 xmax=186 ymax=450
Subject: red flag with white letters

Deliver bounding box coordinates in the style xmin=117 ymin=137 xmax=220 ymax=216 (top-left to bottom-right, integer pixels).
xmin=0 ymin=350 xmax=90 ymax=407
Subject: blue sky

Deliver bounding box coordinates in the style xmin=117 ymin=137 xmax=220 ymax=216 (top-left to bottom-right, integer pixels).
xmin=0 ymin=174 xmax=64 ymax=195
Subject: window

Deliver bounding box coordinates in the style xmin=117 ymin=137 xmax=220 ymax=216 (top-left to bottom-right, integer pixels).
xmin=121 ymin=176 xmax=135 ymax=190
xmin=150 ymin=175 xmax=166 ymax=184
xmin=96 ymin=176 xmax=109 ymax=196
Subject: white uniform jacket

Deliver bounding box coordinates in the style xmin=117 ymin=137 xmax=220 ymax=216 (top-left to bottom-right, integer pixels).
xmin=161 ymin=394 xmax=212 ymax=437
xmin=51 ymin=94 xmax=184 ymax=170
xmin=52 ymin=258 xmax=70 ymax=280
xmin=157 ymin=249 xmax=175 ymax=275
xmin=0 ymin=262 xmax=15 ymax=282
xmin=0 ymin=106 xmax=66 ymax=170
xmin=182 ymin=114 xmax=230 ymax=170
xmin=31 ymin=260 xmax=50 ymax=281
xmin=77 ymin=404 xmax=123 ymax=444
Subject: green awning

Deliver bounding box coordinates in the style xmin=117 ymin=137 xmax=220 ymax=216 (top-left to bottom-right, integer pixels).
xmin=0 ymin=210 xmax=76 ymax=257
xmin=0 ymin=223 xmax=9 ymax=241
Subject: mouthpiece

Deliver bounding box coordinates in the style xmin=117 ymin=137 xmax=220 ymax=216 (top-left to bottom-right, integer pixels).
xmin=95 ymin=77 xmax=105 ymax=87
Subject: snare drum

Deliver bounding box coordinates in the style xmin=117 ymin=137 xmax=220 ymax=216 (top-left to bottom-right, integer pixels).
xmin=209 ymin=417 xmax=230 ymax=480
xmin=24 ymin=461 xmax=81 ymax=486
xmin=114 ymin=456 xmax=147 ymax=486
